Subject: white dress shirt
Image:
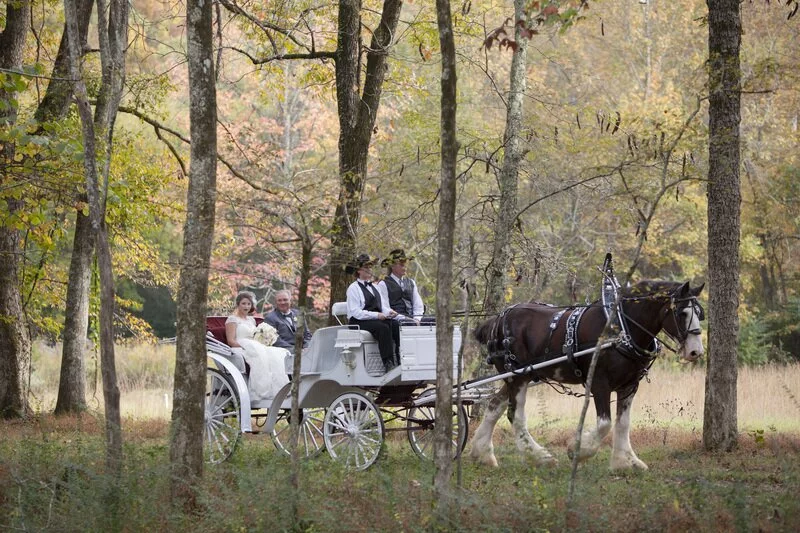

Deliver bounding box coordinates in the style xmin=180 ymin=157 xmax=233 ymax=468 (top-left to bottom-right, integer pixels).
xmin=346 ymin=280 xmax=383 ymax=320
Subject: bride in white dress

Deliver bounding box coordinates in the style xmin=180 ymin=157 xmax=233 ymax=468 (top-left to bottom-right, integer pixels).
xmin=225 ymin=292 xmax=290 ymax=401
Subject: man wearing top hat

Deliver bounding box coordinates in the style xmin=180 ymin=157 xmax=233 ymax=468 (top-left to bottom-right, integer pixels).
xmin=345 ymin=253 xmax=401 ymax=372
xmin=375 ymin=248 xmax=425 ymax=325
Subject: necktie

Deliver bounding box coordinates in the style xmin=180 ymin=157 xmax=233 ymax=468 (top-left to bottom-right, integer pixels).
xmin=284 ymin=313 xmax=295 ymax=331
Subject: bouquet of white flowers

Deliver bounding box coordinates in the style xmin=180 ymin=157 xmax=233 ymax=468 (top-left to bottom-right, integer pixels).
xmin=252 ymin=322 xmax=278 ymax=346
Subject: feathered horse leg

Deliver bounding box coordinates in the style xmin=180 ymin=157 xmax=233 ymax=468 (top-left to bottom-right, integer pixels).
xmin=469 ymin=383 xmax=508 ymax=467
xmin=510 ymin=377 xmax=556 ymax=465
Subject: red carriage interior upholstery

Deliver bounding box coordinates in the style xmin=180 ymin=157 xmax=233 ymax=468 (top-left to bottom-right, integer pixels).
xmin=206 ymin=316 xmax=263 ymax=346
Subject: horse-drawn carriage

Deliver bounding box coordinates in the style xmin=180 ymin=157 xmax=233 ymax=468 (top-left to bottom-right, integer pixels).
xmin=204 ymin=303 xmax=487 ymax=470
xmin=204 ymin=254 xmax=707 ymax=472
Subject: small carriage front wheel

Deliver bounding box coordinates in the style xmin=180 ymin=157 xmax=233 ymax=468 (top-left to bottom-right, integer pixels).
xmin=271 ymin=408 xmax=326 ymax=458
xmin=323 ymin=393 xmax=385 ymax=471
xmin=406 ymin=400 xmax=469 ymax=461
xmin=204 ymin=368 xmax=241 ymax=464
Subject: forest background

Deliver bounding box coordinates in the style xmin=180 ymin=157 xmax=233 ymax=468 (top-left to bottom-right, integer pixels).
xmin=2 ymin=0 xmax=800 ymax=529
xmin=3 ymin=0 xmax=800 ymax=365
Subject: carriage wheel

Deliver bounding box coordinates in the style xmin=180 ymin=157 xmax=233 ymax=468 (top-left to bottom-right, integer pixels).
xmin=406 ymin=399 xmax=469 ymax=461
xmin=205 ymin=368 xmax=241 ymax=464
xmin=323 ymin=393 xmax=384 ymax=471
xmin=270 ymin=408 xmax=326 ymax=458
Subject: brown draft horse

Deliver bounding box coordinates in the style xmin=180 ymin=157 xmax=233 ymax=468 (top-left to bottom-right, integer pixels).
xmin=470 ymin=280 xmax=705 ymax=470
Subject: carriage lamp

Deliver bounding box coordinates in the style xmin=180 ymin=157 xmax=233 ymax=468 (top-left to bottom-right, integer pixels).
xmin=341 ymin=347 xmax=356 ymax=370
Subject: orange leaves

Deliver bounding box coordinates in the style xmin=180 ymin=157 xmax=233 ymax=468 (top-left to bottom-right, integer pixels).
xmin=482 ymin=2 xmax=589 ymax=52
xmin=418 ymin=43 xmax=433 ymax=62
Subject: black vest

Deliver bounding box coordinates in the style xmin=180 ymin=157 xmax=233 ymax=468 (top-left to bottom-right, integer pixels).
xmin=384 ymin=276 xmax=413 ymax=316
xmin=358 ymin=282 xmax=382 ymax=312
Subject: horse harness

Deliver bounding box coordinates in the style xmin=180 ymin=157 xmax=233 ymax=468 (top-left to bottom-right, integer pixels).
xmin=485 ymin=255 xmax=667 ymax=386
xmin=485 ymin=303 xmax=522 ymax=371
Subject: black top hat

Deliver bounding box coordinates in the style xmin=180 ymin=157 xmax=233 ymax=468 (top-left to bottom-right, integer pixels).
xmin=381 ymin=248 xmax=415 ymax=267
xmin=345 ymin=253 xmax=376 ymax=275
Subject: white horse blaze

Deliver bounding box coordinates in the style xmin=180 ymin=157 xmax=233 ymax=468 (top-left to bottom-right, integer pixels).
xmin=680 ymin=306 xmax=705 ymax=362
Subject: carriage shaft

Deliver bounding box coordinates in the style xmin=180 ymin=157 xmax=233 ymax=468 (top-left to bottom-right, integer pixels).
xmin=410 ymin=342 xmax=614 ymax=407
xmin=475 ymin=341 xmax=614 ymax=385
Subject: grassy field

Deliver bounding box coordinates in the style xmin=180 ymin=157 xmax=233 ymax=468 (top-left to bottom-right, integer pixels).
xmin=28 ymin=341 xmax=800 ymax=430
xmin=4 ymin=342 xmax=797 ymax=531
xmin=1 ymin=415 xmax=799 ymax=531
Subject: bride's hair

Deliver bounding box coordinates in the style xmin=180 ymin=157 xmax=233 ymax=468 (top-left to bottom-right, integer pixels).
xmin=235 ymin=291 xmax=257 ymax=313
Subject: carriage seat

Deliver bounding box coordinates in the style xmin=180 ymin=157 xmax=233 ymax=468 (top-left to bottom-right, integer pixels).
xmin=206 ymin=316 xmax=264 ymax=345
xmin=205 ymin=316 xmax=264 ymax=374
xmin=331 ymin=302 xmax=375 ymax=342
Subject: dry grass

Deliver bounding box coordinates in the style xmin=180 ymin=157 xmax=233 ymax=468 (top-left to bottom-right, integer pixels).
xmin=520 ymin=362 xmax=800 ymax=433
xmin=31 ymin=340 xmax=176 ymax=419
xmin=30 ymin=341 xmax=800 ymax=433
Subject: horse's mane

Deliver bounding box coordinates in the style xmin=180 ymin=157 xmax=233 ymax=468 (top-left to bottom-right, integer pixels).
xmin=474 ymin=318 xmax=495 ymax=343
xmin=621 ymin=279 xmax=683 ymax=298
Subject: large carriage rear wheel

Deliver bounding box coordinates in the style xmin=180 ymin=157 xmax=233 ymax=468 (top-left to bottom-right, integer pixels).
xmin=407 ymin=398 xmax=469 ymax=461
xmin=204 ymin=368 xmax=241 ymax=464
xmin=270 ymin=408 xmax=326 ymax=458
xmin=323 ymin=393 xmax=384 ymax=471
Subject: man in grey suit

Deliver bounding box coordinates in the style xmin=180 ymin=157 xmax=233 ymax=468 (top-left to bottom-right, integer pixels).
xmin=264 ymin=290 xmax=312 ymax=350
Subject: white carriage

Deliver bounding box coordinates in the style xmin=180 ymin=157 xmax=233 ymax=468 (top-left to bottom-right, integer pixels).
xmin=204 ymin=303 xmax=475 ymax=470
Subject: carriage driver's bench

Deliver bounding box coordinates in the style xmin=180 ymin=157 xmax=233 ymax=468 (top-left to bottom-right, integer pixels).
xmin=330 ymin=302 xmax=461 ymax=381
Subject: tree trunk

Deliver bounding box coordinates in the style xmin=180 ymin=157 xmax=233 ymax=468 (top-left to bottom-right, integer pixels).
xmin=55 ymin=212 xmax=93 ymax=414
xmin=42 ymin=1 xmax=96 ymax=415
xmin=289 ymin=237 xmax=312 ymax=525
xmin=0 ymin=0 xmax=32 ymax=419
xmin=327 ymin=0 xmax=403 ymax=319
xmin=703 ymin=0 xmax=741 ymax=453
xmin=433 ymin=0 xmax=457 ymax=523
xmin=34 ymin=0 xmax=94 ymax=125
xmin=0 ymin=197 xmax=31 ymax=419
xmin=483 ymin=0 xmax=528 ymax=315
xmin=64 ymin=0 xmax=128 ymax=475
xmin=170 ymin=0 xmax=217 ymax=508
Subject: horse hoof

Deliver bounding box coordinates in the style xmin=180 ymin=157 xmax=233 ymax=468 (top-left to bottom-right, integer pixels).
xmin=482 ymin=456 xmax=499 ymax=468
xmin=537 ymin=454 xmax=557 ymax=467
xmin=471 ymin=453 xmax=498 ymax=468
xmin=610 ymin=454 xmax=648 ymax=471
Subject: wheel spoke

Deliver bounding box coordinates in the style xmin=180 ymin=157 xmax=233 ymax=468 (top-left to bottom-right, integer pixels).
xmin=204 ymin=369 xmax=240 ymax=464
xmin=324 ymin=393 xmax=384 ymax=470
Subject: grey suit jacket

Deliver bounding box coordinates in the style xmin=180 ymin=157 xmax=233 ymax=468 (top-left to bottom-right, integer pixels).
xmin=264 ymin=309 xmax=311 ymax=349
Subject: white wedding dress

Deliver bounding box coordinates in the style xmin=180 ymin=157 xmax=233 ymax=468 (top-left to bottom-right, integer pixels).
xmin=226 ymin=315 xmax=290 ymax=401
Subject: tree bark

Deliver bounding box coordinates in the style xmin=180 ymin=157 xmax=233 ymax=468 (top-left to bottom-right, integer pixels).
xmin=170 ymin=0 xmax=217 ymax=507
xmin=703 ymin=0 xmax=741 ymax=453
xmin=483 ymin=0 xmax=528 ymax=315
xmin=64 ymin=0 xmax=128 ymax=474
xmin=0 ymin=195 xmax=31 ymax=419
xmin=55 ymin=212 xmax=93 ymax=414
xmin=45 ymin=0 xmax=96 ymax=416
xmin=327 ymin=0 xmax=403 ymax=320
xmin=0 ymin=0 xmax=32 ymax=419
xmin=34 ymin=0 xmax=94 ymax=125
xmin=433 ymin=0 xmax=457 ymax=522
xmin=289 ymin=236 xmax=312 ymax=525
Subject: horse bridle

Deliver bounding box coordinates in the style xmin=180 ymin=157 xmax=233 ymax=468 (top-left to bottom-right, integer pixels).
xmin=617 ymin=293 xmax=704 ymax=355
xmin=666 ymin=296 xmax=704 ymax=344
